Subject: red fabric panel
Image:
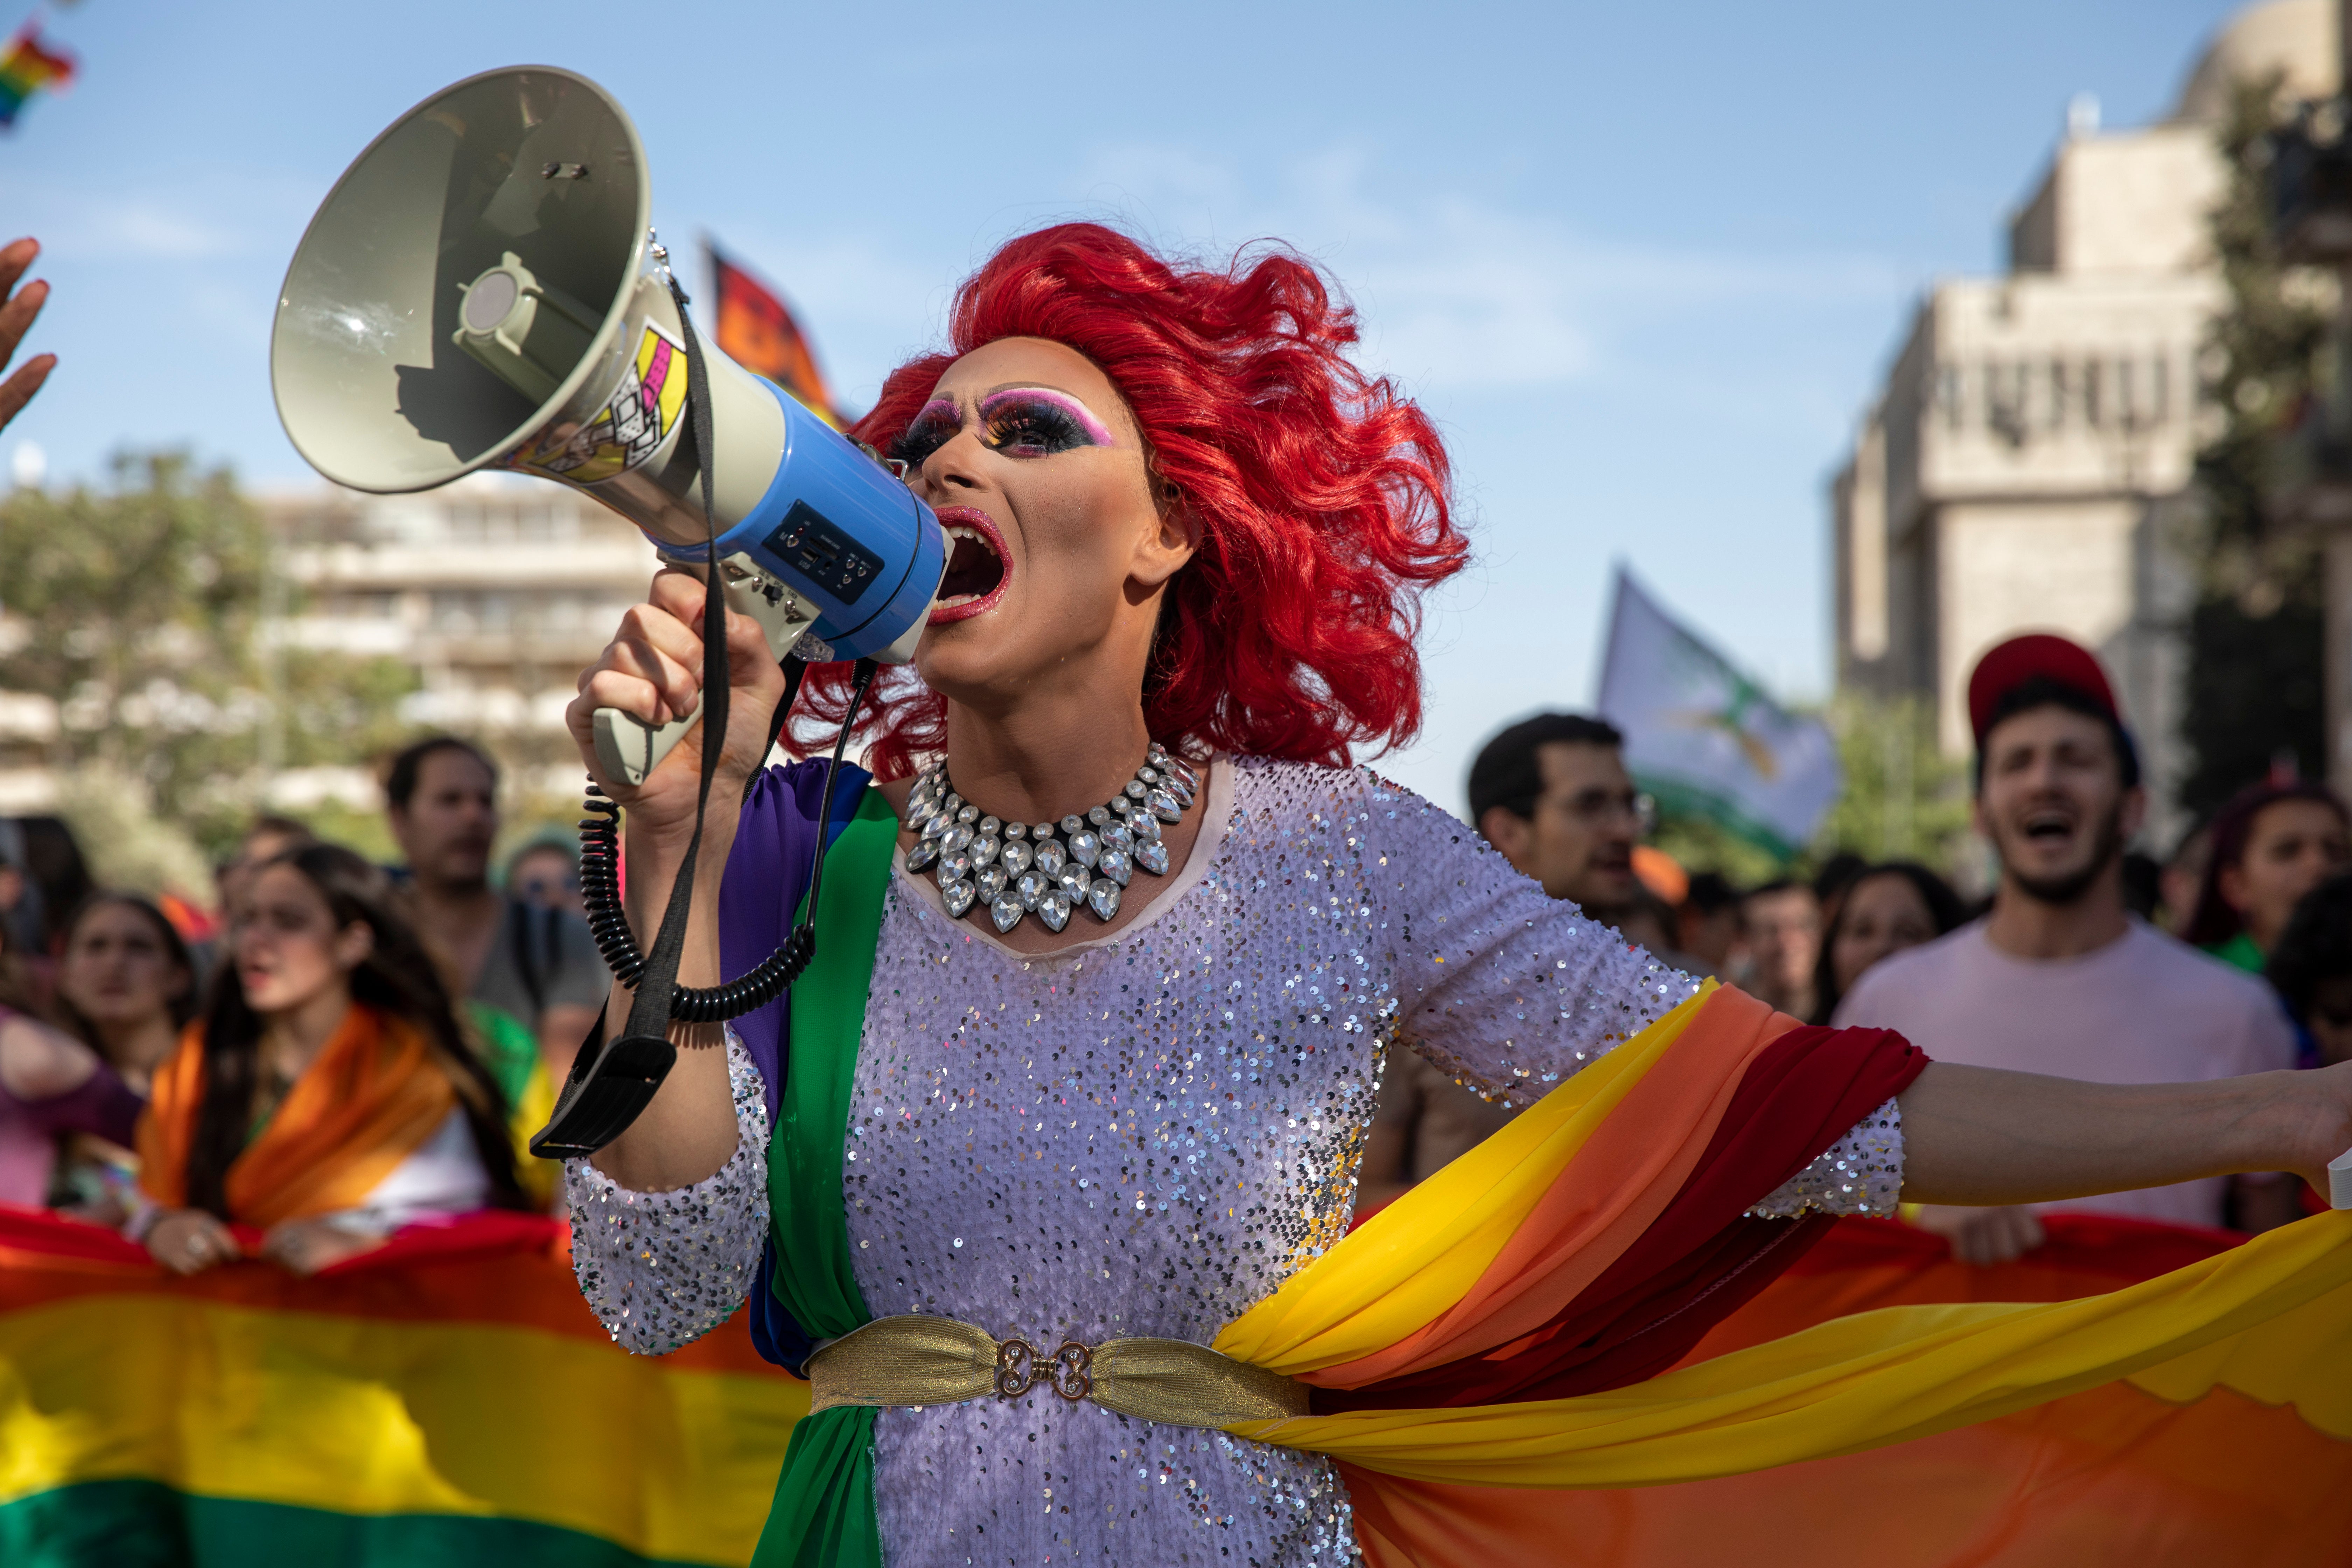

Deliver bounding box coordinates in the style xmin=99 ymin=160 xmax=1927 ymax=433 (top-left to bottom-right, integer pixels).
xmin=1315 ymin=1026 xmax=1926 ymax=1410
xmin=0 ymin=1203 xmax=782 ymax=1376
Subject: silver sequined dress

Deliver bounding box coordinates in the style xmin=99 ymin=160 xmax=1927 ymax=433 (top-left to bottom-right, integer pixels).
xmin=567 ymin=758 xmax=1904 ymax=1567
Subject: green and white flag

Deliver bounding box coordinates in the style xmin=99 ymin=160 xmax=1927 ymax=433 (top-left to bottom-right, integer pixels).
xmin=1596 ymin=569 xmax=1838 ymax=858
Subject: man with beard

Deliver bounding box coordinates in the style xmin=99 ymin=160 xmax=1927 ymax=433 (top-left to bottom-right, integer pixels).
xmin=385 ymin=737 xmax=607 ymax=1088
xmin=1834 ymin=635 xmax=2298 ymax=1259
xmin=1360 ymin=713 xmax=1699 ymax=1211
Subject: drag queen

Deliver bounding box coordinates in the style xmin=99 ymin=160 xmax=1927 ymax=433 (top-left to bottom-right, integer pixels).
xmin=562 ymin=225 xmax=2352 ymax=1567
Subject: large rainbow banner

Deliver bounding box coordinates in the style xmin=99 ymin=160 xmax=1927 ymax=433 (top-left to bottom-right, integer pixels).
xmin=0 ymin=1205 xmax=806 ymax=1565
xmin=1339 ymin=1212 xmax=2352 ymax=1565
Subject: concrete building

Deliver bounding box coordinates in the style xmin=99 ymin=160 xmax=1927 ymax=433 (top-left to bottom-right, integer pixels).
xmin=1831 ymin=0 xmax=2336 ymax=841
xmin=261 ymin=470 xmax=659 ymax=804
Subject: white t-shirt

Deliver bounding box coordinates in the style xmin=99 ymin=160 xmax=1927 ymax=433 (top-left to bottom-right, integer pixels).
xmin=1833 ymin=917 xmax=2297 ymax=1227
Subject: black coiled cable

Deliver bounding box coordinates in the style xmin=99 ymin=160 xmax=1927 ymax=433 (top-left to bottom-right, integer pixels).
xmin=579 ymin=657 xmax=880 ymax=1023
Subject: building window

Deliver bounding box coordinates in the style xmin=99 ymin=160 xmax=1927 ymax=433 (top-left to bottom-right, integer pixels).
xmin=1937 ymin=364 xmax=1964 ymax=432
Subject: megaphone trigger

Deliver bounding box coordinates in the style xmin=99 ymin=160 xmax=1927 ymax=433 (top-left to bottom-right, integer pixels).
xmin=592 ymin=703 xmax=699 ymax=791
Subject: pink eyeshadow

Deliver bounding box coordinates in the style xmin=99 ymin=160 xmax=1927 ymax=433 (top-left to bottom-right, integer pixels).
xmin=981 ymin=387 xmax=1115 ymax=447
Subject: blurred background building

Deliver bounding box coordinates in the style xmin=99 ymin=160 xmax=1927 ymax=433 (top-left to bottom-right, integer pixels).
xmin=1832 ymin=0 xmax=2337 ymax=841
xmin=260 ymin=474 xmax=658 ymax=809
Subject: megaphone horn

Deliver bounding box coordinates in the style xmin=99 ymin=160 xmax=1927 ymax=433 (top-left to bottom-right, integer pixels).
xmin=270 ymin=65 xmax=945 ymax=785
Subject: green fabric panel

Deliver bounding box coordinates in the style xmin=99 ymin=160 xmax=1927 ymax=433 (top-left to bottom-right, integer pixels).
xmin=766 ymin=784 xmax=896 ymax=1339
xmin=755 ymin=786 xmax=897 ymax=1568
xmin=749 ymin=1406 xmax=881 ymax=1568
xmin=470 ymin=1000 xmax=544 ymax=1107
xmin=0 ymin=1479 xmax=716 ymax=1568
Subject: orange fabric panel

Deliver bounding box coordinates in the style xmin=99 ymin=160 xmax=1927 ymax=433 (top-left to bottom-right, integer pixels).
xmin=1314 ymin=987 xmax=1799 ymax=1386
xmin=138 ymin=1006 xmax=456 ymax=1227
xmin=1344 ymin=1383 xmax=2352 ymax=1568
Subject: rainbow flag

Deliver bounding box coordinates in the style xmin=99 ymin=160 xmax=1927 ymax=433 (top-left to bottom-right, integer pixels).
xmin=0 ymin=26 xmax=74 ymax=129
xmin=0 ymin=1205 xmax=807 ymax=1565
xmin=708 ymin=243 xmax=838 ymax=426
xmin=1342 ymin=1213 xmax=2352 ymax=1565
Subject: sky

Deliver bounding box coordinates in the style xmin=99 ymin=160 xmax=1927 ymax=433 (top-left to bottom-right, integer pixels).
xmin=0 ymin=0 xmax=2258 ymax=812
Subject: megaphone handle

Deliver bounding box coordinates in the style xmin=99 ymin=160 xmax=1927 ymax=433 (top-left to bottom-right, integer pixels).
xmin=2331 ymin=1145 xmax=2352 ymax=1210
xmin=593 ymin=704 xmax=696 ymax=788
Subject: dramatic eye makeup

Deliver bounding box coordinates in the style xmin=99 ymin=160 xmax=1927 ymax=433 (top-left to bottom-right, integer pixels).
xmin=892 ymin=398 xmax=964 ymax=468
xmin=979 ymin=387 xmax=1115 ymax=456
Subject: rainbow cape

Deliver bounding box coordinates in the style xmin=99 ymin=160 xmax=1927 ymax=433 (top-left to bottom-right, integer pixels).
xmin=0 ymin=1207 xmax=807 ymax=1565
xmin=1492 ymin=1212 xmax=2352 ymax=1565
xmin=0 ymin=26 xmax=73 ymax=128
xmin=735 ymin=773 xmax=2352 ymax=1566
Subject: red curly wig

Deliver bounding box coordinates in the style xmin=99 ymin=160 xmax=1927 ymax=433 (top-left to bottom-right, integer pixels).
xmin=790 ymin=222 xmax=1467 ymax=779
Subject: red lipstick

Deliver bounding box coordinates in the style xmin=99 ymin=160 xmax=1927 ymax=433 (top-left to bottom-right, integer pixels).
xmin=929 ymin=505 xmax=1013 ymax=624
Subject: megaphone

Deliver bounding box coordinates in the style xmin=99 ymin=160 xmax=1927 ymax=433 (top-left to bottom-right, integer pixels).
xmin=270 ymin=66 xmax=944 ymax=785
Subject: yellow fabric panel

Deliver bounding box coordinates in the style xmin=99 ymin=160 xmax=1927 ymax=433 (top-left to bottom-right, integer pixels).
xmin=0 ymin=1294 xmax=807 ymax=1564
xmin=1225 ymin=1210 xmax=2352 ymax=1487
xmin=508 ymin=1057 xmax=562 ymax=1210
xmin=1214 ymin=986 xmax=1712 ymax=1374
xmin=2124 ymin=1259 xmax=2352 ymax=1435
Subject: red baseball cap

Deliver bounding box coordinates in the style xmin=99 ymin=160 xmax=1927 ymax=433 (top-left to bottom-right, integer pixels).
xmin=1966 ymin=632 xmax=2121 ymax=746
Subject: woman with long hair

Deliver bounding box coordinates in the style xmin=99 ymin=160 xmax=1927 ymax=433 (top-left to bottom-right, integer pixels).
xmin=0 ymin=908 xmax=141 ymax=1208
xmin=46 ymin=892 xmax=197 ymax=1218
xmin=2184 ymin=779 xmax=2352 ymax=972
xmin=55 ymin=893 xmax=197 ymax=1093
xmin=559 ymin=224 xmax=2352 ymax=1566
xmin=134 ymin=843 xmax=525 ymax=1276
xmin=1811 ymin=861 xmax=1968 ymax=1025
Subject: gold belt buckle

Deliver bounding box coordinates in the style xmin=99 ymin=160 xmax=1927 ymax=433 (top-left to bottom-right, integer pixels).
xmin=993 ymin=1335 xmax=1093 ymax=1402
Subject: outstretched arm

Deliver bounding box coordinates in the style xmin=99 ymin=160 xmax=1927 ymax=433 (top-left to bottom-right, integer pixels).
xmin=1898 ymin=1060 xmax=2352 ymax=1207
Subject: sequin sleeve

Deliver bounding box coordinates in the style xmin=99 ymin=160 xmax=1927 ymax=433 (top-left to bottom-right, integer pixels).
xmin=563 ymin=1032 xmax=771 ymax=1355
xmin=1746 ymin=1097 xmax=1904 ymax=1217
xmin=1342 ymin=765 xmax=1702 ymax=1107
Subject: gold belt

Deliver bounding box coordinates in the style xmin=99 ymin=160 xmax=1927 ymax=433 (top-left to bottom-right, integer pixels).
xmin=805 ymin=1314 xmax=1308 ymax=1428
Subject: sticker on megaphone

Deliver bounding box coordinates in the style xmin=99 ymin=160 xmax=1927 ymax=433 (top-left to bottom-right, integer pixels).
xmin=269 ymin=65 xmax=946 ymax=783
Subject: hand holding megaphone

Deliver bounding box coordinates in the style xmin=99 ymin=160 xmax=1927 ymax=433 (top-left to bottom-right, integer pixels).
xmin=567 ymin=565 xmax=794 ymax=808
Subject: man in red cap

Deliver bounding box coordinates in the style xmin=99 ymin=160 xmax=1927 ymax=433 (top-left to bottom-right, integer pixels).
xmin=1834 ymin=632 xmax=2300 ymax=1260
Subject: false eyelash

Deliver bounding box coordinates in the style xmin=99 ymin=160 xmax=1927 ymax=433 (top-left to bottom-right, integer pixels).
xmin=892 ymin=410 xmax=961 ymax=469
xmin=981 ymin=393 xmax=1094 ymax=456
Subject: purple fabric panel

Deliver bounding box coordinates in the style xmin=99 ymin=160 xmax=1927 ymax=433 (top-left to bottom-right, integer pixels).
xmin=718 ymin=758 xmax=873 ymax=1119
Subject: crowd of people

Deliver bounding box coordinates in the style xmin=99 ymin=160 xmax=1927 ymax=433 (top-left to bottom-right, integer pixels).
xmin=0 ymin=629 xmax=2344 ymax=1277
xmin=1365 ymin=629 xmax=2352 ymax=1262
xmin=0 ymin=736 xmax=602 ymax=1270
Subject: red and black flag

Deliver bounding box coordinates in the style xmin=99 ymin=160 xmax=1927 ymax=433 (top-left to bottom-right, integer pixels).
xmin=709 ymin=243 xmax=838 ymax=426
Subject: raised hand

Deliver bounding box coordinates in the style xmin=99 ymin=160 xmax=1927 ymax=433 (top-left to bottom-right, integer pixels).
xmin=0 ymin=238 xmax=55 ymax=434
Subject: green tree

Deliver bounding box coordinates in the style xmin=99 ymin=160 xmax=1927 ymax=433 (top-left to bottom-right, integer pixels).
xmin=0 ymin=451 xmax=415 ymax=859
xmin=1814 ymin=691 xmax=1972 ymax=873
xmin=2181 ymin=76 xmax=2333 ymax=818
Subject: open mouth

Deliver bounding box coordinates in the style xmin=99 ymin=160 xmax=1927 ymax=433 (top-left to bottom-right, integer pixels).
xmin=2021 ymin=809 xmax=2075 ymax=844
xmin=929 ymin=506 xmax=1011 ymax=624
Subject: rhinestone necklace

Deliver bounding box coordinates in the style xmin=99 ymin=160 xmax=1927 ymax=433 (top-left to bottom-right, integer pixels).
xmin=903 ymin=743 xmax=1197 ymax=933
